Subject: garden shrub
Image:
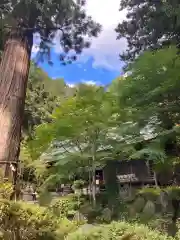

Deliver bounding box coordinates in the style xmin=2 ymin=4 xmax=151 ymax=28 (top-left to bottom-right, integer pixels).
xmin=67 ymin=221 xmax=175 ymax=240
xmin=79 ymin=203 xmax=102 ymax=222
xmin=56 ymin=218 xmax=79 ymax=238
xmin=50 ymin=197 xmax=70 ymax=217
xmin=137 ymin=187 xmax=161 ymax=201
xmin=73 ymin=211 xmax=87 ymax=224
xmin=38 ymin=189 xmax=53 ymax=206
xmin=137 ymin=186 xmax=180 ymax=202
xmin=0 ymin=182 xmax=13 ymax=199
xmin=50 ymin=194 xmax=84 ymax=218
xmin=96 ymin=207 xmax=112 ymax=223
xmin=0 ymin=199 xmax=61 ymax=240
xmin=165 ymin=186 xmax=180 ymax=200
xmin=72 ymin=180 xmax=86 ymax=191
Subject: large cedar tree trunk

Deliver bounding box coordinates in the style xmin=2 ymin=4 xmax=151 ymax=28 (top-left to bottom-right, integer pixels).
xmin=0 ymin=29 xmax=33 ymax=180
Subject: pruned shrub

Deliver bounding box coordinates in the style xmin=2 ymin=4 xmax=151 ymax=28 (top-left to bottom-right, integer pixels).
xmin=67 ymin=221 xmax=174 ymax=240
xmin=96 ymin=207 xmax=112 ymax=223
xmin=50 ymin=194 xmax=83 ymax=218
xmin=165 ymin=186 xmax=180 ymax=201
xmin=137 ymin=187 xmax=161 ymax=201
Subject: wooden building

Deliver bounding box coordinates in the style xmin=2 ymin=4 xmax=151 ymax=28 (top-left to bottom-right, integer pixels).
xmin=95 ymin=159 xmax=176 ymax=195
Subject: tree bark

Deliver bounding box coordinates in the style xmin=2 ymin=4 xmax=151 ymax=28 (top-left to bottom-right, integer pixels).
xmin=0 ymin=29 xmax=33 ymax=181
xmin=92 ymin=143 xmax=96 ymax=207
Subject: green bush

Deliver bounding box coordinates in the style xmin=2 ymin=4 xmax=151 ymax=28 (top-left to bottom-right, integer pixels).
xmin=165 ymin=186 xmax=180 ymax=200
xmin=67 ymin=221 xmax=174 ymax=240
xmin=96 ymin=207 xmax=112 ymax=223
xmin=0 ymin=199 xmax=60 ymax=240
xmin=56 ymin=218 xmax=79 ymax=238
xmin=0 ymin=182 xmax=13 ymax=199
xmin=38 ymin=189 xmax=53 ymax=206
xmin=50 ymin=194 xmax=85 ymax=218
xmin=79 ymin=203 xmax=102 ymax=222
xmin=72 ymin=180 xmax=86 ymax=190
xmin=138 ymin=187 xmax=161 ymax=201
xmin=50 ymin=197 xmax=70 ymax=217
xmin=137 ymin=186 xmax=180 ymax=201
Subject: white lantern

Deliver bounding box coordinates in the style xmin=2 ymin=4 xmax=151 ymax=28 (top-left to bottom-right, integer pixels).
xmin=96 ymin=179 xmax=100 ymax=185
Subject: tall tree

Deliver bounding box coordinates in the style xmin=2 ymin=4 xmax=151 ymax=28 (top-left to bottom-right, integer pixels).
xmin=30 ymin=84 xmax=115 ymax=206
xmin=0 ymin=0 xmax=101 ymax=179
xmin=112 ymin=47 xmax=180 ymax=175
xmin=115 ymin=0 xmax=180 ymax=62
xmin=118 ymin=46 xmax=180 ymax=131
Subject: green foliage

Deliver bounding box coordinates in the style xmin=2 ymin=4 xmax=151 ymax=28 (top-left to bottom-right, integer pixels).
xmin=0 ymin=182 xmax=13 ymax=200
xmin=116 ymin=0 xmax=180 ymax=62
xmin=50 ymin=194 xmax=85 ymax=218
xmin=67 ymin=221 xmax=174 ymax=240
xmin=56 ymin=218 xmax=78 ymax=239
xmin=130 ymin=143 xmax=166 ymax=163
xmin=165 ymin=186 xmax=180 ymax=200
xmin=137 ymin=186 xmax=180 ymax=202
xmin=96 ymin=207 xmax=112 ymax=223
xmin=38 ymin=190 xmax=53 ymax=206
xmin=50 ymin=197 xmax=70 ymax=218
xmin=0 ymin=199 xmax=60 ymax=240
xmin=72 ymin=180 xmax=86 ymax=190
xmin=23 ymin=65 xmax=58 ymax=137
xmin=30 ymin=85 xmax=116 ymax=190
xmin=138 ymin=187 xmax=161 ymax=201
xmin=111 ymin=47 xmax=180 ymax=172
xmin=79 ymin=203 xmax=102 ymax=222
xmin=1 ymin=0 xmax=101 ymax=61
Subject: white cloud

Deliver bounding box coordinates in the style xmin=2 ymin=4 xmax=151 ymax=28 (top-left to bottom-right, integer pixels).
xmin=78 ymin=27 xmax=126 ymax=71
xmin=82 ymin=80 xmax=96 ymax=85
xmin=31 ymin=33 xmax=41 ymax=58
xmin=82 ymin=79 xmax=105 ymax=86
xmin=32 ymin=0 xmax=127 ymax=71
xmin=85 ymin=0 xmax=126 ymax=28
xmin=66 ymin=83 xmax=75 ymax=88
xmin=66 ymin=80 xmax=100 ymax=87
xmin=80 ymin=0 xmax=127 ymax=71
xmin=51 ymin=0 xmax=127 ymax=71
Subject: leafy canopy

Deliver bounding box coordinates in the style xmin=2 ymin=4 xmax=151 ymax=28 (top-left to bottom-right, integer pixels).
xmin=116 ymin=0 xmax=180 ymax=62
xmin=28 ymin=84 xmax=117 ymax=187
xmin=1 ymin=0 xmax=101 ymax=64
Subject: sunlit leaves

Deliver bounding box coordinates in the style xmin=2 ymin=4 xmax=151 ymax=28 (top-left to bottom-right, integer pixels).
xmin=28 ymin=84 xmax=118 ymax=187
xmin=116 ymin=47 xmax=180 ymax=130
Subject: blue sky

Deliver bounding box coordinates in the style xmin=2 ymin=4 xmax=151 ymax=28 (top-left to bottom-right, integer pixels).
xmin=36 ymin=52 xmax=124 ymax=86
xmin=31 ymin=0 xmax=127 ymax=86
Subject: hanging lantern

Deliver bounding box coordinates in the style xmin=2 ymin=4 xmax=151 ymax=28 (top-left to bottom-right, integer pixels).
xmin=96 ymin=179 xmax=100 ymax=185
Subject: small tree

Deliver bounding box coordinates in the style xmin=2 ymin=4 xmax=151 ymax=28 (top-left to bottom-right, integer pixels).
xmin=30 ymin=84 xmax=115 ymax=206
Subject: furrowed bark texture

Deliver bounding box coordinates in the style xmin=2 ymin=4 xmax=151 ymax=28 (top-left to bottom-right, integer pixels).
xmin=0 ymin=30 xmax=33 ymax=180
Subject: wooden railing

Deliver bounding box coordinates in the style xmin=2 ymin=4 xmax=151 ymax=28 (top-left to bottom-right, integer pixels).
xmin=117 ymin=173 xmax=155 ymax=183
